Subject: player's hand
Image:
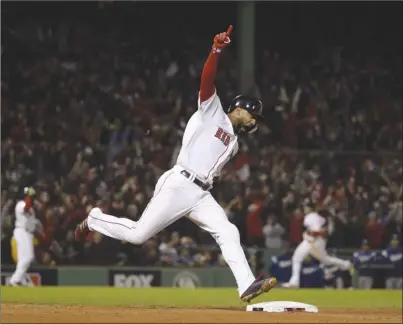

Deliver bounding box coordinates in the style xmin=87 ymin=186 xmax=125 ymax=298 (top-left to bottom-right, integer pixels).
xmin=212 ymin=25 xmax=233 ymax=53
xmin=24 ymin=187 xmax=36 ymax=196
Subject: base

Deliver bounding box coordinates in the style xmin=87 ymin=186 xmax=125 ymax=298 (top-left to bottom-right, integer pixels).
xmin=246 ymin=301 xmax=319 ymax=313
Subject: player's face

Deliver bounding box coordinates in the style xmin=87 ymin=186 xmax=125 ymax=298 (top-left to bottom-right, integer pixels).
xmin=236 ymin=109 xmax=258 ymax=134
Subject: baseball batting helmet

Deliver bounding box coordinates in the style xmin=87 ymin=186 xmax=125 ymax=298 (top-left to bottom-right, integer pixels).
xmin=227 ymin=95 xmax=264 ymax=119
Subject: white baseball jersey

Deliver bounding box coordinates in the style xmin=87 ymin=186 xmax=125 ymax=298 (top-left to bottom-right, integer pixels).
xmin=176 ymin=91 xmax=239 ymax=184
xmin=15 ymin=200 xmax=38 ymax=233
xmin=303 ymin=212 xmax=326 ymax=233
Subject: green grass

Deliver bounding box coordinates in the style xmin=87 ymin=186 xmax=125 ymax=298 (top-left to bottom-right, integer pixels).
xmin=1 ymin=287 xmax=402 ymax=309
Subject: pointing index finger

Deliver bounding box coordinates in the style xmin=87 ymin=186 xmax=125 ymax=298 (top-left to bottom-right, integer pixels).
xmin=226 ymin=25 xmax=233 ymax=37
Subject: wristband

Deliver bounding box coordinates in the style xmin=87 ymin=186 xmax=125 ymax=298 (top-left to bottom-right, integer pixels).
xmin=212 ymin=47 xmax=222 ymax=54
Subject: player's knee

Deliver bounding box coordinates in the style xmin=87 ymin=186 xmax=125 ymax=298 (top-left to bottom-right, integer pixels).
xmin=126 ymin=231 xmax=148 ymax=245
xmin=319 ymin=255 xmax=332 ymax=265
xmin=228 ymin=223 xmax=241 ymax=241
xmin=28 ymin=255 xmax=34 ymax=264
xmin=216 ymin=223 xmax=240 ymax=243
xmin=19 ymin=256 xmax=33 ymax=267
xmin=292 ymin=253 xmax=304 ymax=263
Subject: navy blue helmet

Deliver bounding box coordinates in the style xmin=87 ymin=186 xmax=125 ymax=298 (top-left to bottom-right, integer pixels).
xmin=227 ymin=95 xmax=264 ymax=119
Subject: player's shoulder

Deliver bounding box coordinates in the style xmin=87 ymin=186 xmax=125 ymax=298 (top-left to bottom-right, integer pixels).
xmin=16 ymin=200 xmax=25 ymax=208
xmin=304 ymin=212 xmax=318 ymax=219
xmin=198 ymin=91 xmax=226 ymax=119
xmin=15 ymin=200 xmax=26 ymax=212
xmin=188 ymin=110 xmax=203 ymax=123
xmin=198 ymin=90 xmax=219 ymax=106
xmin=311 ymin=211 xmax=325 ymax=221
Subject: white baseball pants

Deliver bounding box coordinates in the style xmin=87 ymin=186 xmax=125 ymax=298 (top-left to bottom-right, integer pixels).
xmin=287 ymin=233 xmax=351 ymax=287
xmin=10 ymin=228 xmax=35 ymax=285
xmin=87 ymin=167 xmax=255 ymax=295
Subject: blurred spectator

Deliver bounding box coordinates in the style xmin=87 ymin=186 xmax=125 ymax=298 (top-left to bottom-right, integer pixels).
xmin=262 ymin=215 xmax=285 ymax=249
xmin=246 ymin=184 xmax=265 ymax=246
xmin=344 ymin=215 xmax=365 ymax=248
xmin=364 ymin=212 xmax=384 ymax=248
xmin=288 ymin=208 xmax=304 ymax=247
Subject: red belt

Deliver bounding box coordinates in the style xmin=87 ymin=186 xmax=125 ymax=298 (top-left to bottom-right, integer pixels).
xmin=308 ymin=231 xmax=327 ymax=238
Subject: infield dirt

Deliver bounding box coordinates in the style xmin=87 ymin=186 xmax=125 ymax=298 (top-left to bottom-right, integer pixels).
xmin=2 ymin=303 xmax=402 ymax=323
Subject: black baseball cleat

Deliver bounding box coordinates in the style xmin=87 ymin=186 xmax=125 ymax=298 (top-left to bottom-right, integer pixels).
xmin=240 ymin=276 xmax=277 ymax=303
xmin=75 ymin=218 xmax=89 ymax=242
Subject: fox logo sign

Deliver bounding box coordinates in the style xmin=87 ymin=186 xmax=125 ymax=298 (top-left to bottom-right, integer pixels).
xmin=113 ymin=274 xmax=154 ymax=287
xmin=109 ymin=270 xmax=161 ymax=287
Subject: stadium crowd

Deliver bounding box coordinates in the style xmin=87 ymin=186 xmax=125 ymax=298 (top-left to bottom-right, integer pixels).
xmin=1 ymin=2 xmax=401 ymax=268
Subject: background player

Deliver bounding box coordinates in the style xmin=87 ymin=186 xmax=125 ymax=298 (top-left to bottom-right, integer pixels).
xmin=283 ymin=198 xmax=353 ymax=288
xmin=382 ymin=234 xmax=402 ymax=289
xmin=76 ymin=26 xmax=277 ymax=303
xmin=353 ymin=239 xmax=376 ymax=289
xmin=9 ymin=187 xmax=43 ymax=286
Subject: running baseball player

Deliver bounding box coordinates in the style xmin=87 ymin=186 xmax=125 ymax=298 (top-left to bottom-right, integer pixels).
xmin=9 ymin=187 xmax=42 ymax=286
xmin=283 ymin=199 xmax=352 ymax=288
xmin=76 ymin=26 xmax=277 ymax=302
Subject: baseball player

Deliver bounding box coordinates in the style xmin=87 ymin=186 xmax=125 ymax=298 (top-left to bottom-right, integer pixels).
xmin=9 ymin=187 xmax=42 ymax=286
xmin=76 ymin=26 xmax=277 ymax=302
xmin=353 ymin=239 xmax=376 ymax=289
xmin=283 ymin=199 xmax=352 ymax=288
xmin=323 ymin=249 xmax=344 ymax=289
xmin=382 ymin=234 xmax=402 ymax=289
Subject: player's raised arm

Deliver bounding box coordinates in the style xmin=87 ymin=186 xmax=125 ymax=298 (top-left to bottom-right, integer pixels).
xmin=199 ymin=25 xmax=233 ymax=104
xmin=23 ymin=187 xmax=35 ymax=213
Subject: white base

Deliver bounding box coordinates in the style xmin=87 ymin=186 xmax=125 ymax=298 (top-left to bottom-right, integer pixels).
xmin=246 ymin=301 xmax=319 ymax=313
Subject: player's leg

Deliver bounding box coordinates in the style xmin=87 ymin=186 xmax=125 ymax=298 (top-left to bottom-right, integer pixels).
xmin=187 ymin=194 xmax=254 ymax=294
xmin=311 ymin=238 xmax=351 ymax=270
xmin=285 ymin=240 xmax=311 ymax=287
xmin=9 ymin=230 xmax=34 ymax=285
xmin=86 ymin=171 xmax=193 ymax=244
xmin=187 ymin=193 xmax=276 ymax=301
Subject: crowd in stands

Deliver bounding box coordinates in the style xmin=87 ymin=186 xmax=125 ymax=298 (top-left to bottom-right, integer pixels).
xmin=1 ymin=2 xmax=401 ymax=268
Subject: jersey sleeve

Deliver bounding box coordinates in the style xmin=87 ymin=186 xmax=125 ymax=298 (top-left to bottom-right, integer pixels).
xmin=310 ymin=218 xmax=326 ymax=232
xmin=303 ymin=213 xmax=326 ymax=232
xmin=197 ymin=91 xmax=225 ymax=121
xmin=303 ymin=215 xmax=310 ymax=228
xmin=15 ymin=201 xmax=26 ymax=215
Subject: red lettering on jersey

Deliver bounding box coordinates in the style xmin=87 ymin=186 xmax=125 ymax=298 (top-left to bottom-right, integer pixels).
xmin=214 ymin=127 xmax=230 ymax=147
xmin=223 ymin=135 xmax=230 ymax=146
xmin=215 ymin=127 xmax=223 ymax=139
